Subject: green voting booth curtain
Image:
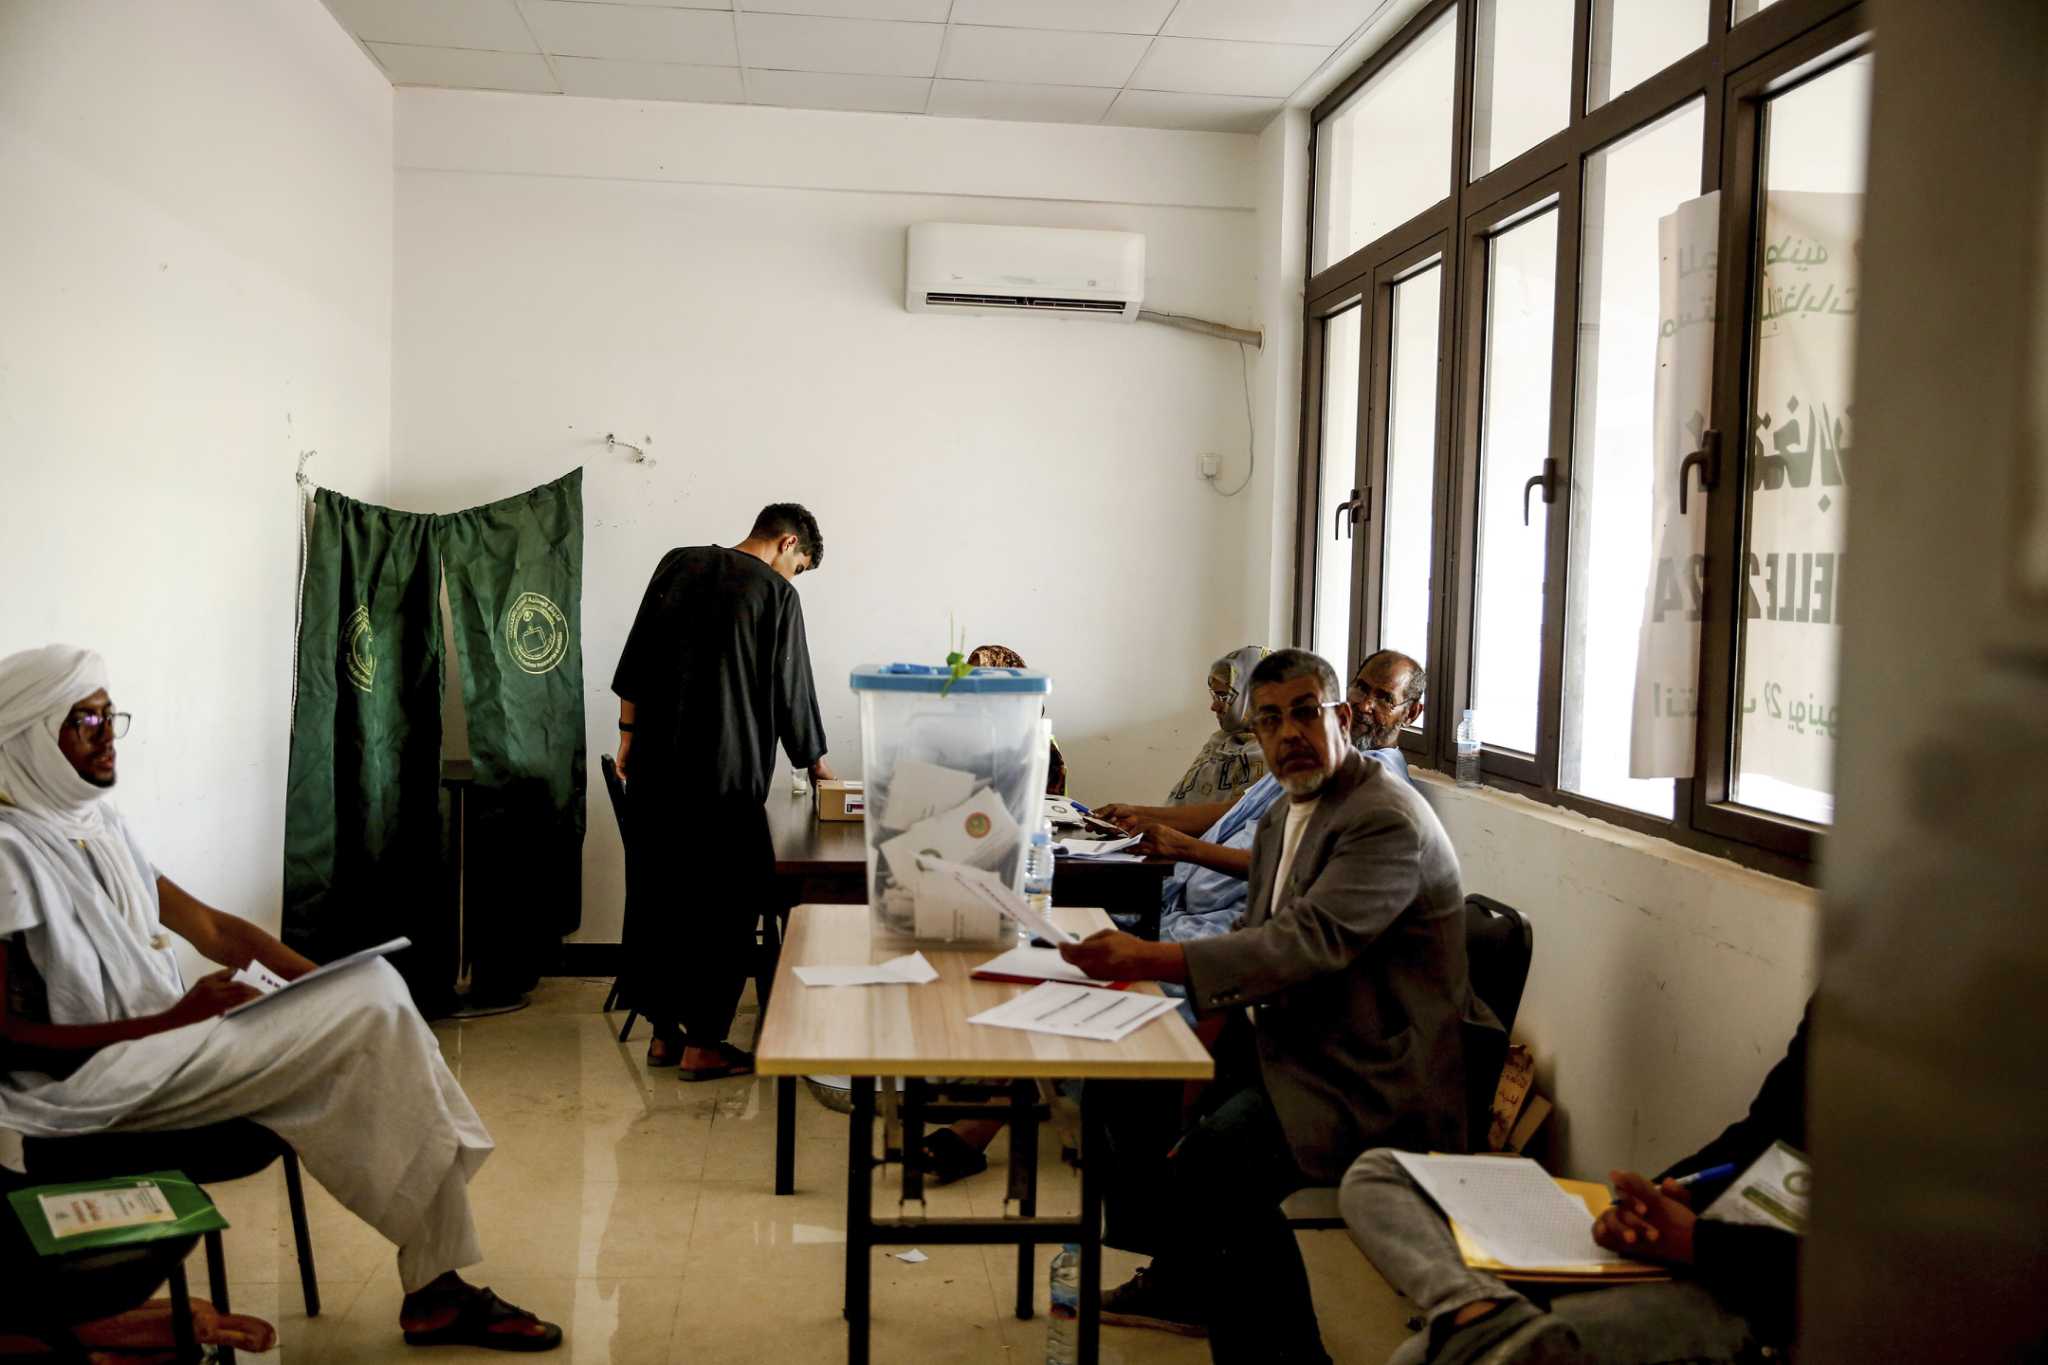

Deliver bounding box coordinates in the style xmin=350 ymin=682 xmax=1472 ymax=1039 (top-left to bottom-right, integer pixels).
xmin=439 ymin=469 xmax=587 ymax=999
xmin=282 ymin=489 xmax=447 ymax=993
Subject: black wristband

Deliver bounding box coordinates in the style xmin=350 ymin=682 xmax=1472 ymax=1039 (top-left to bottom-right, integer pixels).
xmin=617 ymin=721 xmax=634 ymax=732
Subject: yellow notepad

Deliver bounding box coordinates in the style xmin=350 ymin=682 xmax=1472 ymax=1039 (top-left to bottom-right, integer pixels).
xmin=1450 ymin=1179 xmax=1672 ymax=1284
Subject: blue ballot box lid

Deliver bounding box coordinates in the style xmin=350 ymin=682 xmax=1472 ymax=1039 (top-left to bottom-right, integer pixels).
xmin=850 ymin=662 xmax=1052 ymax=695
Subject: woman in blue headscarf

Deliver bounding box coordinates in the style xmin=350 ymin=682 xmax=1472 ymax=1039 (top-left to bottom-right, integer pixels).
xmin=1164 ymin=645 xmax=1267 ymax=805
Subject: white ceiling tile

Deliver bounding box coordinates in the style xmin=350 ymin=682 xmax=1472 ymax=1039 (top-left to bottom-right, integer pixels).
xmin=745 ymin=69 xmax=932 ymax=113
xmin=738 ymin=13 xmax=942 ymax=76
xmin=742 ymin=0 xmax=950 ymax=19
xmin=1163 ymin=0 xmax=1382 ymax=46
xmin=367 ymin=42 xmax=560 ymax=91
xmin=571 ymin=0 xmax=729 ymax=6
xmin=554 ymin=55 xmax=746 ymax=101
xmin=325 ymin=0 xmax=535 ymax=52
xmin=1129 ymin=36 xmax=1328 ymax=98
xmin=927 ymin=79 xmax=1118 ymax=124
xmin=519 ymin=1 xmax=738 ymax=64
xmin=946 ymin=0 xmax=1175 ymax=35
xmin=1105 ymin=88 xmax=1282 ymax=134
xmin=940 ymin=25 xmax=1149 ymax=87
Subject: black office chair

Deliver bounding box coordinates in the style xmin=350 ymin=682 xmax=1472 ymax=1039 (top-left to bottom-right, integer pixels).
xmin=1284 ymin=893 xmax=1536 ymax=1231
xmin=21 ymin=1120 xmax=320 ymax=1364
xmin=599 ymin=753 xmax=783 ymax=1045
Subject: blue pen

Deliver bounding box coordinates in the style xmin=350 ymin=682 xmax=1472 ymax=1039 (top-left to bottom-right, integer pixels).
xmin=1672 ymin=1162 xmax=1738 ymax=1190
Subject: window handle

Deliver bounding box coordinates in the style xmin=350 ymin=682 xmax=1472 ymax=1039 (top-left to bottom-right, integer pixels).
xmin=1678 ymin=430 xmax=1720 ymax=517
xmin=1521 ymin=458 xmax=1558 ymax=527
xmin=1332 ymin=487 xmax=1369 ymax=539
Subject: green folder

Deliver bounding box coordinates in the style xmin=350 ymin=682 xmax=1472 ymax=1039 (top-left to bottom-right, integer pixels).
xmin=8 ymin=1171 xmax=227 ymax=1257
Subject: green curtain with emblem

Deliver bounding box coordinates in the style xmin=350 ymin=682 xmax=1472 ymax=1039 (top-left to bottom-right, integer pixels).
xmin=281 ymin=489 xmax=449 ymax=1002
xmin=437 ymin=469 xmax=586 ymax=999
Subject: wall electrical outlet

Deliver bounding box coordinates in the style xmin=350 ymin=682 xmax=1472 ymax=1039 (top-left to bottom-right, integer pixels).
xmin=1198 ymin=453 xmax=1222 ymax=479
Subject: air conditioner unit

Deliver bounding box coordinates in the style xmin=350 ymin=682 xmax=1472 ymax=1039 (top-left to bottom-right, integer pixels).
xmin=905 ymin=223 xmax=1145 ymax=320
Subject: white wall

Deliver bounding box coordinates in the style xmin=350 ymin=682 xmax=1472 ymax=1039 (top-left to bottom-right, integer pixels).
xmin=1415 ymin=774 xmax=1817 ymax=1180
xmin=0 ymin=1 xmax=393 ymax=939
xmin=387 ymin=91 xmax=1265 ymax=943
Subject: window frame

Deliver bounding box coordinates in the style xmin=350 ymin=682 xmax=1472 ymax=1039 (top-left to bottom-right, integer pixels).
xmin=1295 ymin=0 xmax=1866 ymax=883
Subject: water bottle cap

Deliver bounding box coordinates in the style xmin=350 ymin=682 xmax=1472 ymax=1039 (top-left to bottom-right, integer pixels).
xmin=1030 ymin=830 xmax=1052 ymax=845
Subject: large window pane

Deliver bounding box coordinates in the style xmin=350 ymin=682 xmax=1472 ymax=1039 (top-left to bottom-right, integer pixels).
xmin=1562 ymin=100 xmax=1706 ymax=817
xmin=1588 ymin=0 xmax=1708 ymax=110
xmin=1472 ymin=210 xmax=1559 ymax=755
xmin=1471 ymin=0 xmax=1574 ymax=179
xmin=1732 ymin=54 xmax=1871 ymax=825
xmin=1381 ymin=268 xmax=1442 ymax=686
xmin=1733 ymin=0 xmax=1785 ymax=21
xmin=1314 ymin=8 xmax=1457 ymax=272
xmin=1314 ymin=306 xmax=1364 ymax=668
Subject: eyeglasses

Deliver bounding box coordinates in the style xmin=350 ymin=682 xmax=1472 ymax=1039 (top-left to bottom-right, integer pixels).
xmin=68 ymin=711 xmax=131 ymax=741
xmin=1248 ymin=701 xmax=1342 ymax=738
xmin=1349 ymin=681 xmax=1411 ymax=710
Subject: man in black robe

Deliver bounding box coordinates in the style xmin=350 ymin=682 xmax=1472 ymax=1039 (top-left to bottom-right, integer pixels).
xmin=612 ymin=503 xmax=832 ymax=1079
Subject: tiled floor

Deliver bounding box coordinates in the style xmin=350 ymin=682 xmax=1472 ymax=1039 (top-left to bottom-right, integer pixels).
xmin=188 ymin=979 xmax=1415 ymax=1363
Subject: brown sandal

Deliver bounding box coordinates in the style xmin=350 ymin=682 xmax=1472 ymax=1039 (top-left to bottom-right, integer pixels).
xmin=403 ymin=1285 xmax=562 ymax=1352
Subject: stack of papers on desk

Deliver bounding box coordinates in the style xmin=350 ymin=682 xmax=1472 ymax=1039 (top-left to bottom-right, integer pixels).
xmin=968 ymin=982 xmax=1179 ymax=1042
xmin=793 ymin=952 xmax=938 ymax=988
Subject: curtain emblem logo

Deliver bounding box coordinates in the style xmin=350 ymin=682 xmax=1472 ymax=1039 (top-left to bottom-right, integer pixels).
xmin=344 ymin=604 xmax=377 ymax=693
xmin=505 ymin=591 xmax=569 ymax=675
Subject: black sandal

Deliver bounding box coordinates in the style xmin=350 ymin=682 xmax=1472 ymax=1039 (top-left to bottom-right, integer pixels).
xmin=677 ymin=1042 xmax=755 ymax=1082
xmin=402 ymin=1285 xmax=562 ymax=1353
xmin=911 ymin=1127 xmax=989 ymax=1185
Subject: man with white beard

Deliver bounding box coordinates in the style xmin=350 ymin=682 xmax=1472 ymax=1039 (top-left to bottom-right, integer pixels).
xmin=0 ymin=645 xmax=560 ymax=1352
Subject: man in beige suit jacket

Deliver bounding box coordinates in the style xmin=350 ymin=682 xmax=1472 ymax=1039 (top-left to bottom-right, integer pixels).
xmin=1061 ymin=648 xmax=1499 ymax=1365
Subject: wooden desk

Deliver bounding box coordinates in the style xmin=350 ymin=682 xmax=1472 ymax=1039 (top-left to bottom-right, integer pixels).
xmin=757 ymin=903 xmax=1211 ymax=1365
xmin=762 ymin=795 xmax=1175 ymax=937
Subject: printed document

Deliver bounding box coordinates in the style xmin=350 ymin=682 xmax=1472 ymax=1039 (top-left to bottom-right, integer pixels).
xmin=1392 ymin=1153 xmax=1629 ymax=1270
xmin=967 ymin=981 xmax=1179 ymax=1043
xmin=224 ymin=938 xmax=410 ymax=1019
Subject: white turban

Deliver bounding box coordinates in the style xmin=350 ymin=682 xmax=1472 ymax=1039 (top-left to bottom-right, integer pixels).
xmin=0 ymin=643 xmax=115 ymax=839
xmin=0 ymin=643 xmax=169 ymax=960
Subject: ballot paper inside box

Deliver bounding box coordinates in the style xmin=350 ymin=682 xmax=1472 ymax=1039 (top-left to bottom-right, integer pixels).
xmin=851 ymin=663 xmax=1052 ymax=945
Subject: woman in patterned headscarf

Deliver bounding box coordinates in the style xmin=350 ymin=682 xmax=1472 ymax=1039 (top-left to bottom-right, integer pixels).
xmin=964 ymin=645 xmax=1067 ymax=795
xmin=1166 ymin=645 xmax=1269 ymax=805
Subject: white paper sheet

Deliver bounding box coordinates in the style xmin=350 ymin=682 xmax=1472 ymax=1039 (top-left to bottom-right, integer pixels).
xmin=916 ymin=855 xmax=1078 ymax=944
xmin=231 ymin=960 xmax=289 ymax=995
xmin=792 ymin=952 xmax=939 ymax=988
xmin=1702 ymin=1141 xmax=1809 ymax=1233
xmin=39 ymin=1182 xmax=175 ymax=1238
xmin=967 ymin=982 xmax=1179 ymax=1042
xmin=223 ymin=937 xmax=411 ymax=1019
xmin=1391 ymin=1153 xmax=1629 ymax=1270
xmin=971 ymin=944 xmax=1104 ymax=985
xmin=1054 ymin=834 xmax=1143 ymax=859
xmin=881 ymin=760 xmax=979 ymax=830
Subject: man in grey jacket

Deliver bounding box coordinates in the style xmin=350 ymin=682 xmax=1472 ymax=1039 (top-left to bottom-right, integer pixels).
xmin=1061 ymin=648 xmax=1498 ymax=1364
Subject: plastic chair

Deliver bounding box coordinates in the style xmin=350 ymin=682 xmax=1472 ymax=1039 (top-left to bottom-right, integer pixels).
xmin=21 ymin=1120 xmax=319 ymax=1364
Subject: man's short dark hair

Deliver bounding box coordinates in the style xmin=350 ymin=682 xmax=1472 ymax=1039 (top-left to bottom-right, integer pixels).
xmin=1358 ymin=648 xmax=1426 ymax=705
xmin=1248 ymin=648 xmax=1341 ymax=705
xmin=752 ymin=503 xmax=823 ymax=569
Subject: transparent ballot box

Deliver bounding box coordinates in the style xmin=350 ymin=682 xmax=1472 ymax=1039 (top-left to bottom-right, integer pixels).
xmin=849 ymin=663 xmax=1052 ymax=945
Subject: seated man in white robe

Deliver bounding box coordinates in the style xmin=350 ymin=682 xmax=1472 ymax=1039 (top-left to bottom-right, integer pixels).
xmin=0 ymin=645 xmax=561 ymax=1352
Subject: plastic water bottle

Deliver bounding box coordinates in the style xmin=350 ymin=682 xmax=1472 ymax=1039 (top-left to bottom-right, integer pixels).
xmin=790 ymin=765 xmax=811 ymax=799
xmin=1046 ymin=1243 xmax=1080 ymax=1364
xmin=1023 ymin=823 xmax=1056 ymax=944
xmin=1455 ymin=709 xmax=1481 ymax=788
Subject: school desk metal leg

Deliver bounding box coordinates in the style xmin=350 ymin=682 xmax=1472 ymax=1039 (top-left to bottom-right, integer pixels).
xmin=1078 ymin=1085 xmax=1106 ymax=1365
xmin=1010 ymin=1077 xmax=1040 ymax=1320
xmin=845 ymin=1076 xmax=874 ymax=1365
xmin=775 ymin=1076 xmax=797 ymax=1195
xmin=166 ymin=1260 xmax=199 ymax=1363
